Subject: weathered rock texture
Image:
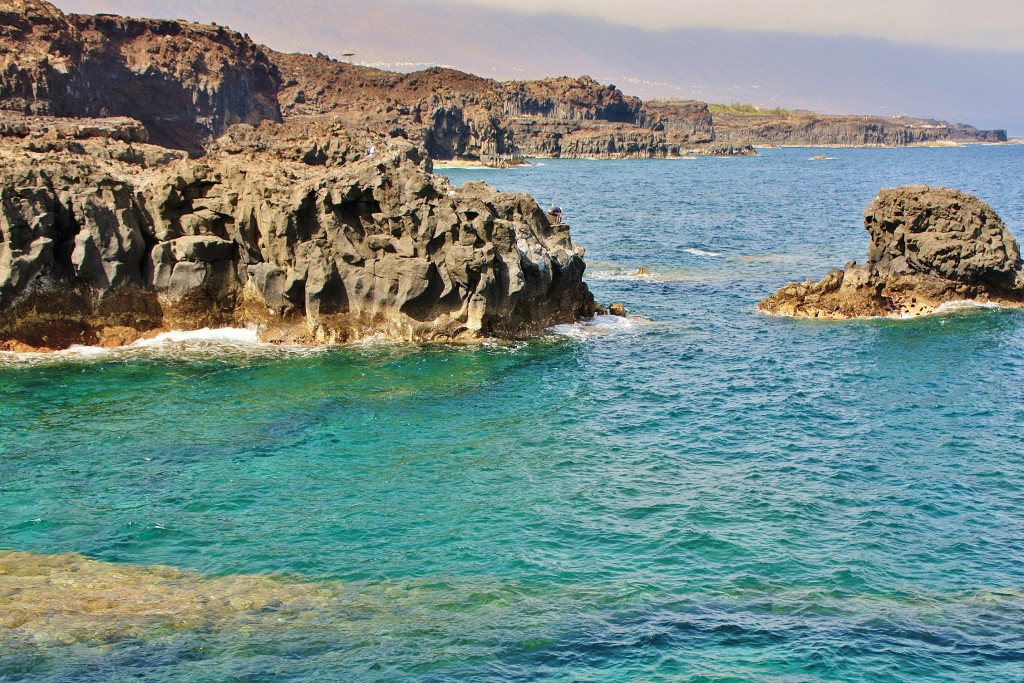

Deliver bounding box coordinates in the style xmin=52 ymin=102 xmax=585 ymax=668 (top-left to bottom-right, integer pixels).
xmin=1 ymin=1 xmax=1006 ymax=165
xmin=760 ymin=186 xmax=1024 ymax=319
xmin=0 ymin=0 xmax=281 ymax=154
xmin=711 ymin=110 xmax=1007 ymax=147
xmin=0 ymin=131 xmax=593 ymax=350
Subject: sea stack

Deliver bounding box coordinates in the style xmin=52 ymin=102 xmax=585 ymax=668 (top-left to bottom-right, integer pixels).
xmin=760 ymin=185 xmax=1024 ymax=318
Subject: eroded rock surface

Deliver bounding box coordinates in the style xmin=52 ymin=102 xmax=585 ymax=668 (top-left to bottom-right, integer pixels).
xmin=0 ymin=132 xmax=593 ymax=349
xmin=760 ymin=186 xmax=1024 ymax=319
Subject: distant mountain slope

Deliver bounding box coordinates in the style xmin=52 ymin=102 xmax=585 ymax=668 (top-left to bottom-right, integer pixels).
xmin=53 ymin=0 xmax=1024 ymax=135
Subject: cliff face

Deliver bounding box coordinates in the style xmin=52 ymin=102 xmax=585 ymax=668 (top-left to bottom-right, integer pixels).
xmin=0 ymin=2 xmax=599 ymax=350
xmin=644 ymin=100 xmax=715 ymax=144
xmin=760 ymin=186 xmax=1024 ymax=319
xmin=271 ymin=51 xmax=750 ymax=161
xmin=508 ymin=96 xmax=755 ymax=158
xmin=710 ymin=110 xmax=1007 ymax=147
xmin=501 ymin=78 xmax=728 ymax=158
xmin=0 ymin=0 xmax=281 ymax=154
xmin=274 ymin=54 xmax=517 ymax=164
xmin=0 ymin=124 xmax=593 ymax=349
xmin=502 ymin=76 xmax=650 ymax=126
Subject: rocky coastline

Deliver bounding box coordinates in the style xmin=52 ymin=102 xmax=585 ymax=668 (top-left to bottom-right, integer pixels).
xmin=760 ymin=186 xmax=1024 ymax=319
xmin=0 ymin=1 xmax=1016 ymax=351
xmin=709 ymin=108 xmax=1007 ymax=148
xmin=273 ymin=55 xmax=755 ymax=164
xmin=0 ymin=1 xmax=598 ymax=351
xmin=0 ymin=117 xmax=595 ymax=351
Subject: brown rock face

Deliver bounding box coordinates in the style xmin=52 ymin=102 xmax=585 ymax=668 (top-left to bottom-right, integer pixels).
xmin=271 ymin=51 xmax=752 ymax=162
xmin=760 ymin=186 xmax=1024 ymax=319
xmin=865 ymin=187 xmax=1020 ymax=285
xmin=0 ymin=131 xmax=594 ymax=349
xmin=712 ymin=110 xmax=1007 ymax=147
xmin=274 ymin=55 xmax=518 ymax=165
xmin=0 ymin=0 xmax=281 ymax=154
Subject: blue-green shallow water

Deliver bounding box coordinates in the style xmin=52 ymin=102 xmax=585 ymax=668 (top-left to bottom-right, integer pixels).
xmin=3 ymin=147 xmax=1024 ymax=681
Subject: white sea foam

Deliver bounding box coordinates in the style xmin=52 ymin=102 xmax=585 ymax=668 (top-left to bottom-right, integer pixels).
xmin=683 ymin=248 xmax=723 ymax=258
xmin=0 ymin=327 xmax=322 ymax=366
xmin=758 ymin=299 xmax=1015 ymax=323
xmin=548 ymin=314 xmax=651 ymax=340
xmin=130 ymin=327 xmax=261 ymax=347
xmin=889 ymin=299 xmax=1013 ymax=320
xmin=60 ymin=345 xmax=115 ymax=359
xmin=0 ymin=344 xmax=116 ymax=364
xmin=927 ymin=300 xmax=1011 ymax=316
xmin=586 ymin=268 xmax=708 ymax=283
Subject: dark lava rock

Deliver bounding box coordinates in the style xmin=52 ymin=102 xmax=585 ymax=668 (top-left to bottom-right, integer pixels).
xmin=760 ymin=185 xmax=1024 ymax=319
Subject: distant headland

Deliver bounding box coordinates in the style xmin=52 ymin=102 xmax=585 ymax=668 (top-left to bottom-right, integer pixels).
xmin=1 ymin=1 xmax=1007 ymax=167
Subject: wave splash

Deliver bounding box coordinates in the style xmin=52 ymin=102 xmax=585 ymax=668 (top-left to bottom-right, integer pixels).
xmin=548 ymin=314 xmax=652 ymax=340
xmin=0 ymin=327 xmax=320 ymax=366
xmin=683 ymin=247 xmax=723 ymax=257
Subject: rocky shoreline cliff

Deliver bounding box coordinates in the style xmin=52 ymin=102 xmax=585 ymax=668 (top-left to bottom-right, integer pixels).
xmin=2 ymin=1 xmax=1001 ymax=167
xmin=0 ymin=1 xmax=596 ymax=351
xmin=0 ymin=1 xmax=1015 ymax=350
xmin=0 ymin=117 xmax=593 ymax=351
xmin=708 ymin=108 xmax=1007 ymax=148
xmin=272 ymin=53 xmax=753 ymax=164
xmin=0 ymin=0 xmax=281 ymax=155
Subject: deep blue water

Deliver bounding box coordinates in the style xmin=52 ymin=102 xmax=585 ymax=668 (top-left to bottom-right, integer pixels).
xmin=2 ymin=147 xmax=1024 ymax=681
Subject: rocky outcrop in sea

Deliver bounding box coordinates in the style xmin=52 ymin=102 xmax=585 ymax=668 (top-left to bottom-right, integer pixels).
xmin=760 ymin=185 xmax=1024 ymax=319
xmin=0 ymin=1 xmax=601 ymax=350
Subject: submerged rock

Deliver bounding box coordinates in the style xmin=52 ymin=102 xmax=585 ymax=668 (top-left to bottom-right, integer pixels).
xmin=760 ymin=185 xmax=1024 ymax=319
xmin=608 ymin=303 xmax=628 ymax=317
xmin=0 ymin=132 xmax=594 ymax=349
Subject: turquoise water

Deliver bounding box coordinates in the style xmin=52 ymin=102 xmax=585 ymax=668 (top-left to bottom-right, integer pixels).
xmin=3 ymin=147 xmax=1024 ymax=681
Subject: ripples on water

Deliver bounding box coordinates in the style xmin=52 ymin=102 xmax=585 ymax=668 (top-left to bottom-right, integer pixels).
xmin=2 ymin=148 xmax=1024 ymax=681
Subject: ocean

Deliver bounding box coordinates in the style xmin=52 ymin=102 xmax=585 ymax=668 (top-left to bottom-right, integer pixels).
xmin=2 ymin=146 xmax=1024 ymax=681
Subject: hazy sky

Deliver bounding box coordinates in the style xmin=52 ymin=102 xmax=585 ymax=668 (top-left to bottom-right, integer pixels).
xmin=448 ymin=0 xmax=1024 ymax=51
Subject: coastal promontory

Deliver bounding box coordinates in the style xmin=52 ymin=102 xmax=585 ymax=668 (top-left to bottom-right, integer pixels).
xmin=0 ymin=121 xmax=593 ymax=350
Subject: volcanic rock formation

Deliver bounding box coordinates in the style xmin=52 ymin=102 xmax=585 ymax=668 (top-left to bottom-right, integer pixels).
xmin=0 ymin=0 xmax=282 ymax=154
xmin=0 ymin=121 xmax=593 ymax=350
xmin=0 ymin=1 xmax=601 ymax=350
xmin=760 ymin=186 xmax=1024 ymax=318
xmin=711 ymin=109 xmax=1007 ymax=148
xmin=272 ymin=51 xmax=753 ymax=163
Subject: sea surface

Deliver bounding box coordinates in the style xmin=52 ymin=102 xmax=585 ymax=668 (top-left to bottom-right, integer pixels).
xmin=3 ymin=147 xmax=1024 ymax=682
